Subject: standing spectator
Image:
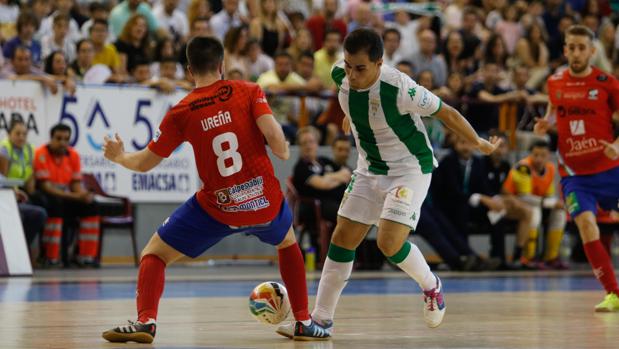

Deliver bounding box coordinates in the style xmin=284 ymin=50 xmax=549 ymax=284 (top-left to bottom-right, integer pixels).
xmin=515 ymin=22 xmax=550 ymax=89
xmin=1 ymin=46 xmax=58 ymax=94
xmin=3 ymin=11 xmax=42 ymax=66
xmin=249 ymin=0 xmax=286 ymax=58
xmin=34 ymin=123 xmax=100 ymax=267
xmin=154 ymin=0 xmax=189 ymax=46
xmin=222 ymin=25 xmax=249 ymax=79
xmin=246 ymin=39 xmax=273 ymax=82
xmin=109 ymin=0 xmax=164 ymax=39
xmin=114 ymin=14 xmax=151 ymax=75
xmin=305 ymin=0 xmax=346 ymax=50
xmin=286 ymin=28 xmax=312 ymax=64
xmin=257 ymin=51 xmax=306 ymax=141
xmin=81 ymin=2 xmax=116 ymax=43
xmin=385 ymin=10 xmax=422 ymax=58
xmin=331 ymin=134 xmax=351 ymax=168
xmin=37 ymin=0 xmax=81 ymax=43
xmin=0 ymin=119 xmax=47 ymax=250
xmin=313 ymin=29 xmax=343 ymax=90
xmin=43 ymin=51 xmax=76 ymax=94
xmin=459 ymin=7 xmax=482 ymax=60
xmin=209 ymin=0 xmax=245 ymax=40
xmin=411 ymin=29 xmax=447 ymax=88
xmin=41 ymin=14 xmax=76 ymax=64
xmin=382 ymin=28 xmax=402 ymax=68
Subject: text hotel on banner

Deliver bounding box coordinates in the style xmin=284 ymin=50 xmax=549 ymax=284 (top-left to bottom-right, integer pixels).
xmin=0 ymin=80 xmax=198 ymax=202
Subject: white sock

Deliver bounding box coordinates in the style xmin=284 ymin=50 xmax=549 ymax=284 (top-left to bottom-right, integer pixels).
xmin=311 ymin=256 xmax=353 ymax=322
xmin=395 ymin=242 xmax=436 ymax=291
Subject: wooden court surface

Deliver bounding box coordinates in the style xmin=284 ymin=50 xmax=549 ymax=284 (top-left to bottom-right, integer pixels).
xmin=0 ymin=290 xmax=617 ymax=349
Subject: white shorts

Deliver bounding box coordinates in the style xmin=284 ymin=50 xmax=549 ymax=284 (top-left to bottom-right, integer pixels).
xmin=337 ymin=170 xmax=431 ymax=229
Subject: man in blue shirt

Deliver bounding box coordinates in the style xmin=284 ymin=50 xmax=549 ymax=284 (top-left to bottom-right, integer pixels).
xmin=3 ymin=12 xmax=42 ymax=66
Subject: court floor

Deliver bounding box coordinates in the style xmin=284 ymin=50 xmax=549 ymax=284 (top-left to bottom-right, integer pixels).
xmin=0 ymin=266 xmax=618 ymax=349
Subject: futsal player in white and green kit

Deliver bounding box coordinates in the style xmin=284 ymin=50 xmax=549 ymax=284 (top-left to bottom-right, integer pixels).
xmin=278 ymin=28 xmax=502 ymax=338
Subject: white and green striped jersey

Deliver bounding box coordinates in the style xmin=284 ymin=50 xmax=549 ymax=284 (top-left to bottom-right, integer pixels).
xmin=332 ymin=61 xmax=442 ymax=176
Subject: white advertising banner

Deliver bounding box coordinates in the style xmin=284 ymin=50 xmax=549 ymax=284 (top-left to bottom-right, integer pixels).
xmin=0 ymin=80 xmax=198 ymax=202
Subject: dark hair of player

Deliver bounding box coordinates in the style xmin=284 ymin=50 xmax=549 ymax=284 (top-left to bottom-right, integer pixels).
xmin=343 ymin=28 xmax=383 ymax=62
xmin=186 ymin=36 xmax=224 ymax=75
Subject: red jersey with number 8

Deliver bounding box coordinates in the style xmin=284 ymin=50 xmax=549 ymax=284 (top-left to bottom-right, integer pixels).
xmin=148 ymin=80 xmax=283 ymax=226
xmin=547 ymin=67 xmax=619 ymax=177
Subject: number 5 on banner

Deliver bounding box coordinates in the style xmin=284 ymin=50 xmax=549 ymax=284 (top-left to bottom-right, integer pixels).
xmin=59 ymin=95 xmax=79 ymax=146
xmin=132 ymin=100 xmax=153 ymax=150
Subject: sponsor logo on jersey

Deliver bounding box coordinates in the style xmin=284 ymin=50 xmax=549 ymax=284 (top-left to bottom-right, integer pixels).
xmin=189 ymin=85 xmax=234 ymax=110
xmin=563 ymin=91 xmax=586 ymax=99
xmin=587 ymin=89 xmax=598 ymax=100
xmin=557 ymin=106 xmax=596 ymax=117
xmin=221 ymin=196 xmax=270 ymax=212
xmin=569 ymin=120 xmax=586 ymax=136
xmin=216 ymin=176 xmax=265 ymax=205
xmin=215 ymin=189 xmax=231 ymax=204
xmin=418 ymin=89 xmax=430 ymax=109
xmin=153 ymin=128 xmax=161 ymax=142
xmin=597 ymin=74 xmax=608 ymax=82
xmin=408 ymin=88 xmax=416 ymax=98
xmin=566 ymin=137 xmax=602 ymax=157
xmin=255 ymin=97 xmax=267 ymax=104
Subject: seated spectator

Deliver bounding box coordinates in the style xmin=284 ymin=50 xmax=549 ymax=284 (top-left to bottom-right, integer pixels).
xmin=41 ymin=14 xmax=76 ymax=65
xmin=257 ymin=51 xmax=306 ymax=141
xmin=305 ymin=0 xmax=347 ymax=50
xmin=43 ymin=51 xmax=76 ymax=94
xmin=223 ymin=25 xmax=250 ymax=79
xmin=109 ymin=0 xmax=165 ymax=39
xmin=292 ymin=126 xmax=351 ymax=254
xmin=36 ymin=0 xmax=81 ymax=43
xmin=503 ymin=140 xmax=567 ymax=268
xmin=249 ymin=0 xmax=286 ymax=57
xmin=154 ymin=0 xmax=189 ymax=47
xmin=347 ymin=2 xmax=376 ymax=33
xmin=331 ymin=135 xmax=351 ymax=168
xmin=81 ymin=2 xmax=116 ymax=43
xmin=467 ymin=62 xmax=527 ymax=136
xmin=150 ymin=38 xmax=183 ymax=80
xmin=33 ymin=123 xmax=101 ymax=267
xmin=314 ymin=29 xmax=343 ymax=90
xmin=156 ymin=57 xmax=193 ymax=90
xmin=483 ymin=34 xmax=509 ymax=72
xmin=90 ymin=19 xmax=125 ymax=82
xmin=395 ymin=60 xmax=413 ymax=77
xmin=210 ymin=0 xmax=246 ymax=40
xmin=3 ymin=11 xmax=42 ymax=66
xmin=411 ymin=29 xmax=448 ymax=87
xmin=0 ymin=0 xmax=19 ymax=43
xmin=286 ymin=28 xmax=313 ymax=65
xmin=443 ymin=30 xmax=474 ymax=76
xmin=0 ymin=119 xmax=47 ymax=249
xmin=1 ymin=46 xmax=58 ymax=94
xmin=114 ymin=14 xmax=152 ymax=75
xmin=178 ymin=16 xmax=211 ymax=68
xmin=515 ymin=22 xmax=550 ymax=89
xmin=382 ymin=28 xmax=403 ymax=68
xmin=70 ymin=39 xmax=100 ymax=82
xmin=246 ymin=39 xmax=274 ymax=82
xmin=186 ymin=0 xmax=212 ymax=27
xmin=130 ymin=58 xmax=175 ymax=93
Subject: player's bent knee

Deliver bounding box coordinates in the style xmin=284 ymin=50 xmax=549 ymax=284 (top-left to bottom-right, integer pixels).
xmin=140 ymin=233 xmax=184 ymax=265
xmin=275 ymin=228 xmax=297 ymax=249
xmin=574 ymin=212 xmax=599 ymax=243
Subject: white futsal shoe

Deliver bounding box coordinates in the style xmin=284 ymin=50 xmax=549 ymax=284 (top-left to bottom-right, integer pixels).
xmin=423 ymin=274 xmax=446 ymax=328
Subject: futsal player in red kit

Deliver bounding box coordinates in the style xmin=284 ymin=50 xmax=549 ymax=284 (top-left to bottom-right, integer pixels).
xmin=535 ymin=25 xmax=619 ymax=312
xmin=101 ymin=37 xmax=331 ymax=343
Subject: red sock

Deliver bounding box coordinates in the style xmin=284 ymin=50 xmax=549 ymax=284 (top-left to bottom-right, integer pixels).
xmin=583 ymin=240 xmax=619 ymax=295
xmin=137 ymin=254 xmax=166 ymax=322
xmin=278 ymin=243 xmax=310 ymax=321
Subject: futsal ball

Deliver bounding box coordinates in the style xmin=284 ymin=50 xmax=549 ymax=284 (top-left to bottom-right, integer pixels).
xmin=249 ymin=281 xmax=291 ymax=324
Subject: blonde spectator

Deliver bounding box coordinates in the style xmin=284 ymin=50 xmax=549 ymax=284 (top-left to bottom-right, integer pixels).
xmin=186 ymin=0 xmax=211 ymax=27
xmin=598 ymin=20 xmax=616 ymax=64
xmin=223 ymin=26 xmax=249 ymax=80
xmin=249 ymin=0 xmax=286 ymax=57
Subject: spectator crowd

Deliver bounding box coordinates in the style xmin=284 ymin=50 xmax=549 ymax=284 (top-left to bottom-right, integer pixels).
xmin=1 ymin=0 xmax=618 ymax=270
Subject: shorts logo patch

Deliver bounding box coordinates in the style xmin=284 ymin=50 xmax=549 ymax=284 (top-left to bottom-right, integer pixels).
xmin=566 ymin=192 xmax=580 ymax=215
xmin=387 ymin=208 xmax=407 ymax=217
xmin=394 ymin=186 xmax=413 ymax=204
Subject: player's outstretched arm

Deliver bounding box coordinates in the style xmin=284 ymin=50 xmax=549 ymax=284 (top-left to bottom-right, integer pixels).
xmin=256 ymin=114 xmax=290 ymax=160
xmin=103 ymin=133 xmax=164 ymax=172
xmin=434 ymin=102 xmax=501 ymax=155
xmin=533 ymin=103 xmax=556 ymax=136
